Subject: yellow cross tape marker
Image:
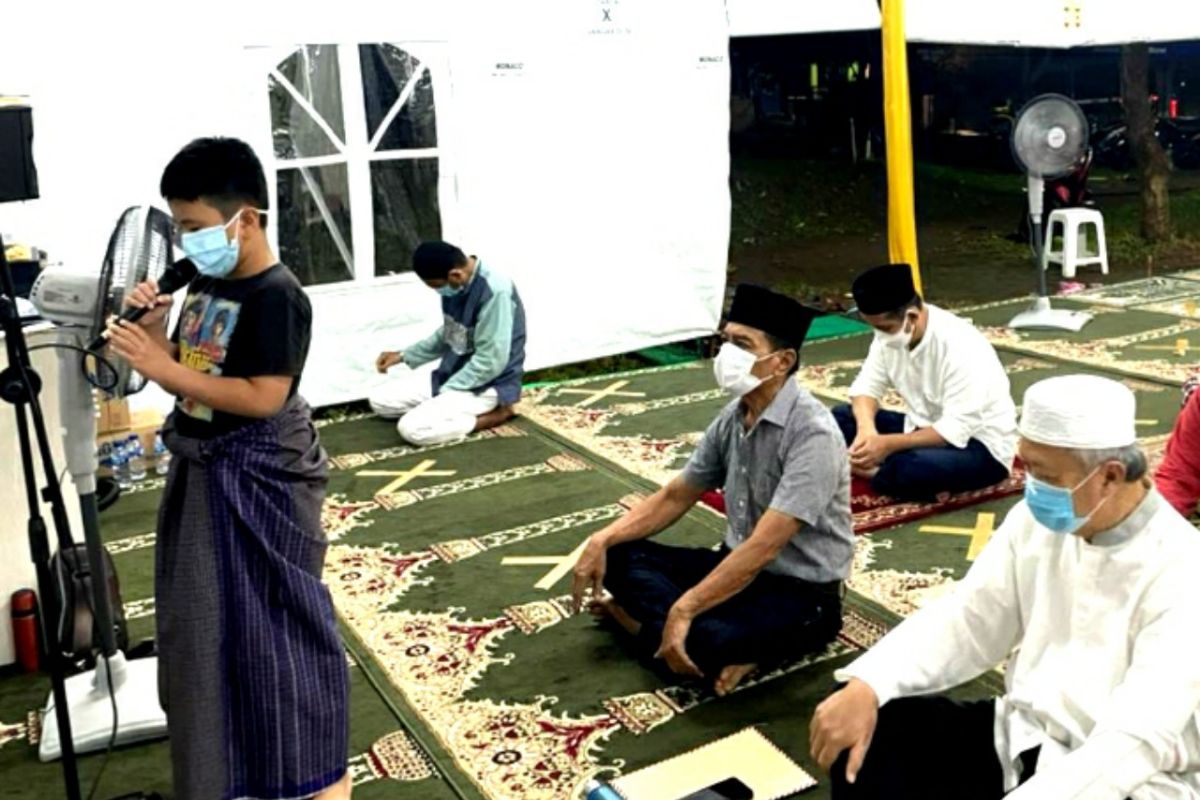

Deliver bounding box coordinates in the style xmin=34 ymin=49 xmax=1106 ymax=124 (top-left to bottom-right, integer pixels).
xmin=556 ymin=380 xmax=647 ymax=408
xmin=920 ymin=512 xmax=997 ymax=561
xmin=502 ymin=539 xmax=591 ymax=590
xmin=358 ymin=459 xmax=456 ymax=496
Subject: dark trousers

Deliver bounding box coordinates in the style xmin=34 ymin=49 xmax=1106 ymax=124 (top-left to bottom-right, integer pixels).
xmin=832 ymin=405 xmax=1010 ymax=502
xmin=603 ymin=540 xmax=842 ymax=677
xmin=831 ymin=695 xmax=1131 ymax=800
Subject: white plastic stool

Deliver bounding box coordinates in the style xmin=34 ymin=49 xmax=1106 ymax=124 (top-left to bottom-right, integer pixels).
xmin=1043 ymin=208 xmax=1109 ymax=279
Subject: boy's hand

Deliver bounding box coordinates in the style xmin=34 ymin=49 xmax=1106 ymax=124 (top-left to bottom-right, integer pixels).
xmin=124 ymin=279 xmax=174 ymax=329
xmin=376 ymin=351 xmax=403 ymax=374
xmin=106 ymin=319 xmax=173 ymax=382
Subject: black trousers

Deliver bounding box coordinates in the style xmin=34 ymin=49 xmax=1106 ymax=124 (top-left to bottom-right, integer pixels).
xmin=831 ymin=695 xmax=1130 ymax=800
xmin=831 ymin=405 xmax=1011 ymax=502
xmin=603 ymin=540 xmax=843 ymax=677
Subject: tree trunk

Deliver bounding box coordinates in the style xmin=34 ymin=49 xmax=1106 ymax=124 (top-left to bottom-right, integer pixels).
xmin=1121 ymin=43 xmax=1172 ymax=242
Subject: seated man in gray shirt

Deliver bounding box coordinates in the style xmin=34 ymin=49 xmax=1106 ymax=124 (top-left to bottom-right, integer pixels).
xmin=572 ymin=284 xmax=854 ymax=696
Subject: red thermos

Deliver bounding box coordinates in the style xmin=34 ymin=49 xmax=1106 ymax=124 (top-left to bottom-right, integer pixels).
xmin=11 ymin=589 xmax=40 ymax=673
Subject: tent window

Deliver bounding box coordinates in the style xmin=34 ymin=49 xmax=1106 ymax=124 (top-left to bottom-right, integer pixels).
xmin=371 ymin=158 xmax=440 ymax=276
xmin=265 ymin=43 xmax=443 ymax=286
xmin=361 ymin=44 xmax=442 ymax=277
xmin=270 ymin=46 xmax=345 ymax=159
xmin=360 ymin=45 xmax=438 ymax=150
xmin=277 ymin=164 xmax=355 ymax=286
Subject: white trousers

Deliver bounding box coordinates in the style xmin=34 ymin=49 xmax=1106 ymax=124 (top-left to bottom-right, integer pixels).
xmin=368 ymin=362 xmax=499 ymax=446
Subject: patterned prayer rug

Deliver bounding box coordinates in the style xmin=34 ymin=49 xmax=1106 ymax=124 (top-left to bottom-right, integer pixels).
xmin=1140 ymin=294 xmax=1200 ymax=321
xmin=1065 ymin=277 xmax=1200 ymax=308
xmin=313 ymin=413 xmax=955 ymax=800
xmin=956 ymin=298 xmax=1200 ymax=385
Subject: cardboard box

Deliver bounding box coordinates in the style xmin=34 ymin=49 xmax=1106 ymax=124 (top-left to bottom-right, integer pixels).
xmin=97 ymin=408 xmax=163 ymax=454
xmin=97 ymin=397 xmax=131 ymax=434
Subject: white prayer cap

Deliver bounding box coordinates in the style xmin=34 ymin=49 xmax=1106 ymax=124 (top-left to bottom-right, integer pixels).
xmin=1019 ymin=375 xmax=1137 ymax=449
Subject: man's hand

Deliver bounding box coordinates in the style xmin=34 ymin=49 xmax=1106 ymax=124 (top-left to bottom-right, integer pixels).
xmin=376 ymin=351 xmax=403 ymax=374
xmin=571 ymin=533 xmax=609 ymax=613
xmin=654 ymin=604 xmax=703 ymax=678
xmin=809 ymin=678 xmax=880 ymax=785
xmin=124 ymin=279 xmax=174 ymax=329
xmin=106 ymin=319 xmax=174 ymax=383
xmin=849 ymin=431 xmax=891 ymax=471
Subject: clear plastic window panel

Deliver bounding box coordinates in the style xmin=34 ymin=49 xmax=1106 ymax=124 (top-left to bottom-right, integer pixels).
xmin=277 ymin=164 xmax=355 ymax=286
xmin=372 ymin=158 xmax=441 ymax=276
xmin=270 ymin=45 xmax=346 ymax=159
xmin=360 ymin=44 xmax=438 ymax=150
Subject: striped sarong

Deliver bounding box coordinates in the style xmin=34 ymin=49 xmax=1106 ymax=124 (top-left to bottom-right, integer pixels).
xmin=156 ymin=396 xmax=348 ymax=800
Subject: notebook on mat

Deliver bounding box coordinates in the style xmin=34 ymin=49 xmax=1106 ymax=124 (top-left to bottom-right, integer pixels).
xmin=610 ymin=727 xmax=817 ymax=799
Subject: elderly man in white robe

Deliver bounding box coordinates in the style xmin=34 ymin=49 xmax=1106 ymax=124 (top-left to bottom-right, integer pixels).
xmin=810 ymin=374 xmax=1200 ymax=800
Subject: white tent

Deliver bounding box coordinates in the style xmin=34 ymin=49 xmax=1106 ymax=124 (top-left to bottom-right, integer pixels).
xmin=2 ymin=0 xmax=730 ymax=407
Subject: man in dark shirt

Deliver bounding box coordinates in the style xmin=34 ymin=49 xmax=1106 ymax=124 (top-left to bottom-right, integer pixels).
xmin=106 ymin=137 xmax=350 ymax=800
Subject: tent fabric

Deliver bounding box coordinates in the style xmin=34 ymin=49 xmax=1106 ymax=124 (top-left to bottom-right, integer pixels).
xmin=726 ymin=0 xmax=881 ymax=37
xmin=724 ymin=0 xmax=1200 ymax=46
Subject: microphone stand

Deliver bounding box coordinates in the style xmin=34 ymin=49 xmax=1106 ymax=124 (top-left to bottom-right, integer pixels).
xmin=0 ymin=240 xmax=84 ymax=800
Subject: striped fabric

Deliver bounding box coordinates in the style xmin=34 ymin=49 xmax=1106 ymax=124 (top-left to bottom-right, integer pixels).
xmin=160 ymin=396 xmax=348 ymax=800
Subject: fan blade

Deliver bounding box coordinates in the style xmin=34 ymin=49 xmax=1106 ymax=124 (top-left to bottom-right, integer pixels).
xmin=1012 ymin=93 xmax=1089 ymax=179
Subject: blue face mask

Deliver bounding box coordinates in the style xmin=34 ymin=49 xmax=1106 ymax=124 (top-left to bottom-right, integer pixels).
xmin=1023 ymin=466 xmax=1107 ymax=535
xmin=437 ymin=283 xmax=463 ymax=298
xmin=179 ymin=210 xmax=251 ymax=278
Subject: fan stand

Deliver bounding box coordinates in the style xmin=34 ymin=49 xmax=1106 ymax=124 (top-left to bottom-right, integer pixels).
xmin=37 ymin=209 xmax=169 ymax=762
xmin=37 ymin=333 xmax=168 ymax=761
xmin=1009 ymin=175 xmax=1093 ymax=332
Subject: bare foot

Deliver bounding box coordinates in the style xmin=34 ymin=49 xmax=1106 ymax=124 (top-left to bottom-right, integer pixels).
xmin=588 ymin=597 xmax=642 ymax=636
xmin=851 ymin=466 xmax=880 ymax=480
xmin=714 ymin=663 xmax=758 ymax=696
xmin=314 ymin=771 xmax=352 ymax=800
xmin=473 ymin=405 xmax=517 ymax=433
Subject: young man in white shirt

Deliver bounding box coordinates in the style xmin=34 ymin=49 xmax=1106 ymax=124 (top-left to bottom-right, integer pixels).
xmin=833 ymin=263 xmax=1016 ymax=501
xmin=810 ymin=375 xmax=1200 ymax=800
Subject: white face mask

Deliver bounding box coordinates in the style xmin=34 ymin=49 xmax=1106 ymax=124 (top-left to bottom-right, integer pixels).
xmin=874 ymin=313 xmax=917 ymax=350
xmin=713 ymin=342 xmax=780 ymax=397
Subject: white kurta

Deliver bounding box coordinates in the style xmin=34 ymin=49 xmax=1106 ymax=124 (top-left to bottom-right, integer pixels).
xmin=837 ymin=491 xmax=1200 ymax=799
xmin=849 ymin=304 xmax=1017 ymax=469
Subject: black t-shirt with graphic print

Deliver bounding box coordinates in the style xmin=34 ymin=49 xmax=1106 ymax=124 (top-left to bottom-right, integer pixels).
xmin=170 ymin=263 xmax=311 ymax=439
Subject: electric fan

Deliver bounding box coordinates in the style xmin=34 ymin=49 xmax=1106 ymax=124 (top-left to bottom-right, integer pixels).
xmin=29 ymin=206 xmax=178 ymax=760
xmin=1009 ymin=94 xmax=1095 ymax=332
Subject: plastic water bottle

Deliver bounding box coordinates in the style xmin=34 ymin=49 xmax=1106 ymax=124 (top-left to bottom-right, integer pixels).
xmin=113 ymin=441 xmax=132 ymax=491
xmin=127 ymin=435 xmax=147 ymax=482
xmin=153 ymin=431 xmax=170 ymax=476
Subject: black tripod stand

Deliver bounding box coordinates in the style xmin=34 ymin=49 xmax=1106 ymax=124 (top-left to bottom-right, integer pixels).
xmin=0 ymin=243 xmax=84 ymax=800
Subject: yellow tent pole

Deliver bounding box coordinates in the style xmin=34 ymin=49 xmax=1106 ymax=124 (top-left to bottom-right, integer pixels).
xmin=882 ymin=0 xmax=923 ymax=294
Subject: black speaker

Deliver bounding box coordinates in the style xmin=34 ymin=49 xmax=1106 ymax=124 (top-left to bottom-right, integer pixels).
xmin=0 ymin=105 xmax=39 ymax=202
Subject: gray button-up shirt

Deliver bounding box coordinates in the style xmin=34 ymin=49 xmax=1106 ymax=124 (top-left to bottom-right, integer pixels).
xmin=682 ymin=379 xmax=853 ymax=583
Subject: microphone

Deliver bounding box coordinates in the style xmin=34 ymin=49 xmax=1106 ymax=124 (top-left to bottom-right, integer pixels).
xmin=88 ymin=258 xmax=198 ymax=352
